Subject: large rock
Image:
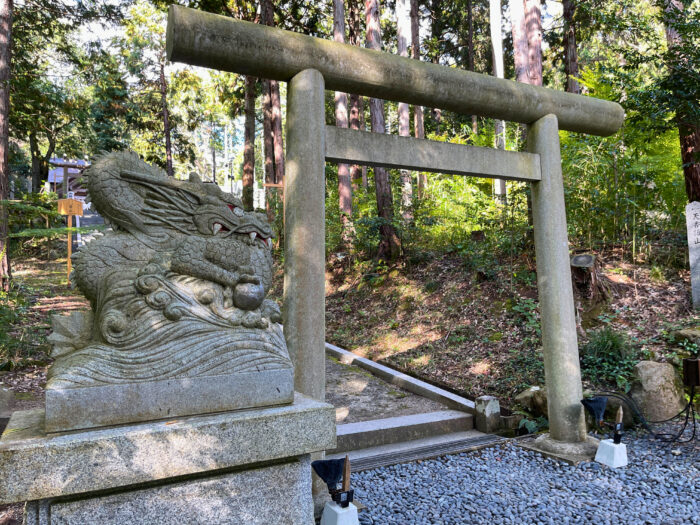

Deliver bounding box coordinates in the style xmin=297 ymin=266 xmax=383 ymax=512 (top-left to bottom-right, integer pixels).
xmin=671 ymin=327 xmax=700 ymax=346
xmin=514 ymin=386 xmax=548 ymax=418
xmin=629 ymin=361 xmax=685 ymax=422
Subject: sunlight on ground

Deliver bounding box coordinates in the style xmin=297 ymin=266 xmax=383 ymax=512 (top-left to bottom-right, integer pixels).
xmin=469 ymin=360 xmax=491 ymax=375
xmin=409 ymin=354 xmax=431 ymax=367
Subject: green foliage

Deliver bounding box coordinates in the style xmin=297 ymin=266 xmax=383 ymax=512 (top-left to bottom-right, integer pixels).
xmin=678 ymin=339 xmax=700 ymax=358
xmin=511 ymin=297 xmax=541 ymax=337
xmin=516 ymin=413 xmax=549 ymax=435
xmin=0 ymin=284 xmax=29 ymax=368
xmin=580 ymin=326 xmax=639 ymax=391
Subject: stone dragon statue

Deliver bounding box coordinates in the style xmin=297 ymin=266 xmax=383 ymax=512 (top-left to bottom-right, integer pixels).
xmin=47 ymin=151 xmax=292 ymax=390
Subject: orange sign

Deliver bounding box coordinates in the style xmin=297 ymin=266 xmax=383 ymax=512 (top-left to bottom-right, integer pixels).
xmin=58 ymin=199 xmax=83 ymax=216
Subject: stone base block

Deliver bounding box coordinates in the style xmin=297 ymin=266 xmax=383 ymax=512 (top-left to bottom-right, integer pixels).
xmin=26 ymin=456 xmax=313 ymax=525
xmin=320 ymin=502 xmax=360 ymax=525
xmin=45 ymin=368 xmax=294 ymax=432
xmin=1 ymin=393 xmax=335 ymax=505
xmin=518 ymin=433 xmax=599 ymax=465
xmin=595 ymin=439 xmax=628 ymax=468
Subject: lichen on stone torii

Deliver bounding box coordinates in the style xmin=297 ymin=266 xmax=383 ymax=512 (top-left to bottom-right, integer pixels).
xmin=47 ymin=151 xmax=292 ymax=404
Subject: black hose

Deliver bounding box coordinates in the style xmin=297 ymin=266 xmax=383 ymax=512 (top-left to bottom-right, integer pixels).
xmin=592 ymin=386 xmax=697 ymax=443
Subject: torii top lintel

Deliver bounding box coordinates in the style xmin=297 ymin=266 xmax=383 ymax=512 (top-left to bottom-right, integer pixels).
xmin=166 ymin=5 xmax=624 ymax=137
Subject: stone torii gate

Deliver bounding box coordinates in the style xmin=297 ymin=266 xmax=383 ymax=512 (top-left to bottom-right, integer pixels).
xmin=167 ymin=5 xmax=623 ymax=454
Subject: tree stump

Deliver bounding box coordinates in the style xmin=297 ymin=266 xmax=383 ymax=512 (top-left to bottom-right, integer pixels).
xmin=571 ymin=254 xmax=610 ymax=302
xmin=571 ymin=253 xmax=614 ymax=337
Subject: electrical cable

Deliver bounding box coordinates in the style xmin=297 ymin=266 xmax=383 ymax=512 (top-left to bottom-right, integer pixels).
xmin=593 ymin=386 xmax=697 ymax=443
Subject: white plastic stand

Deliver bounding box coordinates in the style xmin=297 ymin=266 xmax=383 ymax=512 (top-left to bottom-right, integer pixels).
xmin=595 ymin=439 xmax=628 ymax=468
xmin=320 ymin=502 xmax=359 ymax=525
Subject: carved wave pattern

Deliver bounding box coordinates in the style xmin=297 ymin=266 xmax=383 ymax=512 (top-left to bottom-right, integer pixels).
xmin=48 ymin=272 xmax=292 ymax=388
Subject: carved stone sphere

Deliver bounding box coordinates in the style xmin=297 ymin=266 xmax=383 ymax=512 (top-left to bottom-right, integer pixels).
xmin=233 ymin=282 xmax=265 ymax=310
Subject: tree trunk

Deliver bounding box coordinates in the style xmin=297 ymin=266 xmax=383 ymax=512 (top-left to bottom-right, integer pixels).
xmin=30 ymin=132 xmax=54 ymax=194
xmin=211 ymin=126 xmax=217 ymax=182
xmin=347 ymin=0 xmax=365 ymax=190
xmin=525 ymin=0 xmax=542 ymax=86
xmin=160 ymin=61 xmax=174 ymax=177
xmin=410 ymin=0 xmax=427 ymax=197
xmin=663 ymin=1 xmax=700 ymax=203
xmin=562 ymin=0 xmax=580 ymax=94
xmin=681 ymin=125 xmax=700 ymax=202
xmin=334 ymin=0 xmax=354 ymax=248
xmin=0 ymin=0 xmax=11 ymax=290
xmin=490 ymin=0 xmax=506 ymax=203
xmin=510 ymin=0 xmax=529 ymax=84
xmin=261 ymin=0 xmax=285 ymax=189
xmin=262 ymin=79 xmax=275 ymax=221
xmin=365 ymin=0 xmax=401 ymax=260
xmin=396 ymin=0 xmax=413 ymax=220
xmin=242 ymin=75 xmax=256 ymax=211
xmin=467 ymin=0 xmax=477 ymax=134
xmin=30 ymin=133 xmax=42 ymax=191
xmin=430 ymin=0 xmax=442 ymax=131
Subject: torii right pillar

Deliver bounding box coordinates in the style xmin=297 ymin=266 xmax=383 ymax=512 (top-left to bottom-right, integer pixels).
xmin=528 ymin=114 xmax=598 ymax=456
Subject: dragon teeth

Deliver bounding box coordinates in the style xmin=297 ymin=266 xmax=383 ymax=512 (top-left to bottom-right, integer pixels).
xmin=249 ymin=232 xmax=257 ymax=241
xmin=213 ymin=223 xmax=222 ymax=234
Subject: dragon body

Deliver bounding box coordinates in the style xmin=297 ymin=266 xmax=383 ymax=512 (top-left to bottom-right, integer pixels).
xmin=48 ymin=151 xmax=291 ymax=389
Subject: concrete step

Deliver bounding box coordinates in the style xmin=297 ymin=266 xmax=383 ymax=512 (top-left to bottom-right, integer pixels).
xmin=326 ymin=343 xmax=475 ymax=414
xmin=327 ymin=430 xmax=505 ymax=472
xmin=330 ymin=410 xmax=473 ymax=455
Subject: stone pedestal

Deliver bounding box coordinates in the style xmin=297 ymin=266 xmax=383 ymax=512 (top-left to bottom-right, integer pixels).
xmin=594 ymin=439 xmax=628 ymax=469
xmin=0 ymin=394 xmax=335 ymax=524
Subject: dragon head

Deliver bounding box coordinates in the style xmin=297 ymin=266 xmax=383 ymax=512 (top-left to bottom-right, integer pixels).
xmin=85 ymin=152 xmax=274 ymax=248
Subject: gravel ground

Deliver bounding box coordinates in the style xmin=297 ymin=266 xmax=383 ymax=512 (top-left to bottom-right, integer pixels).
xmin=354 ymin=423 xmax=699 ymax=525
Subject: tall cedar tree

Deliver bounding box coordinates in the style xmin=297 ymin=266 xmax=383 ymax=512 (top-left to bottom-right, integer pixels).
xmin=511 ymin=0 xmax=529 ymax=84
xmin=490 ymin=0 xmax=506 ymax=202
xmin=410 ymin=0 xmax=427 ymax=196
xmin=261 ymin=0 xmax=276 ymax=221
xmin=396 ymin=0 xmax=413 ymax=220
xmin=664 ymin=0 xmax=700 ymax=202
xmin=242 ymin=75 xmax=256 ymax=211
xmin=262 ymin=77 xmax=275 ymax=220
xmin=562 ymin=0 xmax=580 ymax=93
xmin=347 ymin=0 xmax=367 ymax=189
xmin=526 ymin=0 xmax=543 ymax=86
xmin=429 ymin=0 xmax=442 ymax=129
xmin=467 ymin=0 xmax=477 ymax=133
xmin=333 ymin=0 xmax=354 ymax=248
xmin=0 ymin=0 xmax=11 ymax=290
xmin=365 ymin=0 xmax=401 ymax=259
xmin=160 ymin=61 xmax=174 ymax=176
xmin=261 ymin=0 xmax=284 ymax=191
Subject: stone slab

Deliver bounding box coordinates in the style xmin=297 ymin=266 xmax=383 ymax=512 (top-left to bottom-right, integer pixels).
xmin=330 ymin=410 xmax=473 ymax=454
xmin=327 ymin=430 xmax=504 ymax=471
xmin=45 ymin=368 xmax=294 ymax=432
xmin=325 ymin=343 xmax=475 ymax=413
xmin=25 ymin=456 xmax=313 ymax=525
xmin=0 ymin=393 xmax=335 ymax=505
xmin=517 ymin=433 xmax=599 ymax=465
xmin=326 ymin=126 xmax=541 ymax=182
xmin=686 ymin=201 xmax=700 ymax=309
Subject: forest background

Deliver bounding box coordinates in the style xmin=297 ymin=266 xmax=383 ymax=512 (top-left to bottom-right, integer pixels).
xmin=0 ymin=0 xmax=699 ymax=411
